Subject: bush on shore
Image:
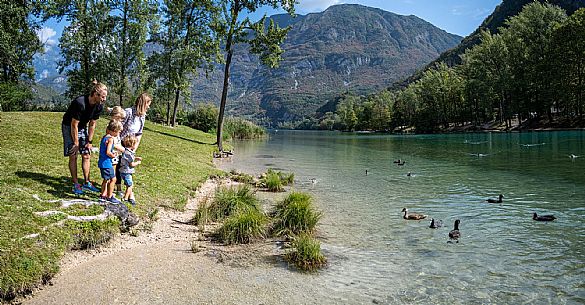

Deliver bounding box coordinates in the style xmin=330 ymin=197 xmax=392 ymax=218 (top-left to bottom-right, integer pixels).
xmin=272 ymin=191 xmax=321 ymax=237
xmin=218 ymin=210 xmax=267 ymax=244
xmin=284 ymin=233 xmax=327 ymax=272
xmin=192 ymin=185 xmax=260 ymax=225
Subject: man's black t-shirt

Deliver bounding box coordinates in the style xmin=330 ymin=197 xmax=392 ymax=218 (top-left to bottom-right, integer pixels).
xmin=62 ymin=95 xmax=103 ymax=129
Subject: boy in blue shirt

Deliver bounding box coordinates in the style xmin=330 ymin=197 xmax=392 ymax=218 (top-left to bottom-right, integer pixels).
xmin=98 ymin=120 xmax=123 ymax=204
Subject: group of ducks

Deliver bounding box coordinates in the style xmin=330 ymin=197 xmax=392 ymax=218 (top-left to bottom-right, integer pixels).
xmin=401 ymin=194 xmax=557 ymax=243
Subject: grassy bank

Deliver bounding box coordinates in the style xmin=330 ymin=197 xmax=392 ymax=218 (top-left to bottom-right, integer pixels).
xmin=0 ymin=112 xmax=221 ymax=300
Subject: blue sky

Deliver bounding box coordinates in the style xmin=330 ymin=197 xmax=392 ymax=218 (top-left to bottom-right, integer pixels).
xmin=38 ymin=0 xmax=502 ymax=49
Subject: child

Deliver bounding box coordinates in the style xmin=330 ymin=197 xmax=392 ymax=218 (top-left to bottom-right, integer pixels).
xmin=98 ymin=120 xmax=123 ymax=204
xmin=119 ymin=135 xmax=142 ymax=205
xmin=109 ymin=106 xmax=126 ymax=196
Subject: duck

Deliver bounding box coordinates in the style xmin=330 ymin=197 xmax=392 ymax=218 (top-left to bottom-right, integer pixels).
xmin=533 ymin=213 xmax=556 ymax=221
xmin=401 ymin=208 xmax=427 ymax=220
xmin=393 ymin=159 xmax=401 ymax=164
xmin=486 ymin=194 xmax=504 ymax=203
xmin=449 ymin=219 xmax=461 ymax=241
xmin=397 ymin=161 xmax=406 ymax=166
xmin=429 ymin=218 xmax=443 ymax=228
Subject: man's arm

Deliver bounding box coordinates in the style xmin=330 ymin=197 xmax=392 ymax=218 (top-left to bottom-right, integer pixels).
xmin=70 ymin=118 xmax=80 ymax=154
xmin=87 ymin=120 xmax=97 ymax=150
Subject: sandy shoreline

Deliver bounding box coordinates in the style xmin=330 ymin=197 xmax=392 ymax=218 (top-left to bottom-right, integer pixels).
xmin=14 ymin=178 xmax=341 ymax=305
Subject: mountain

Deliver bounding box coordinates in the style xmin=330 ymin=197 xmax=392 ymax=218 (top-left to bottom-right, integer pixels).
xmin=33 ymin=45 xmax=68 ymax=93
xmin=189 ymin=4 xmax=461 ymax=124
xmin=393 ymin=0 xmax=585 ymax=88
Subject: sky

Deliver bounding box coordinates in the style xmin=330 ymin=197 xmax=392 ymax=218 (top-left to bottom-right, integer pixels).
xmin=38 ymin=0 xmax=502 ymax=52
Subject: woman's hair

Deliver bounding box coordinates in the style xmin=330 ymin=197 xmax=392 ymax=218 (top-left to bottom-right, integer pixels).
xmin=134 ymin=92 xmax=152 ymax=116
xmin=122 ymin=135 xmax=138 ymax=148
xmin=110 ymin=106 xmax=126 ymax=121
xmin=88 ymin=80 xmax=107 ymax=97
xmin=107 ymin=120 xmax=123 ymax=132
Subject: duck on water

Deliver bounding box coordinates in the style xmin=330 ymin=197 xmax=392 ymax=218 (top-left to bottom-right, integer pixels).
xmin=487 ymin=194 xmax=504 ymax=203
xmin=449 ymin=219 xmax=461 ymax=242
xmin=533 ymin=213 xmax=556 ymax=221
xmin=401 ymin=208 xmax=427 ymax=220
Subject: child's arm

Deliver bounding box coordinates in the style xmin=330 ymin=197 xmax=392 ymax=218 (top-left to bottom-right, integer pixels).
xmin=130 ymin=156 xmax=141 ymax=167
xmin=105 ymin=137 xmax=117 ymax=158
xmin=114 ymin=142 xmax=124 ymax=153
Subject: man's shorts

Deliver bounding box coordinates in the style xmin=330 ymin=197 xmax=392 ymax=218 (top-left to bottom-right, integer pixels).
xmin=62 ymin=124 xmax=90 ymax=156
xmin=100 ymin=167 xmax=115 ymax=180
xmin=120 ymin=173 xmax=134 ymax=186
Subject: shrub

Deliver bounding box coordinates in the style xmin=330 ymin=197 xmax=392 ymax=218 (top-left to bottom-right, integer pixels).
xmin=193 ymin=185 xmax=260 ymax=225
xmin=272 ymin=191 xmax=321 ymax=236
xmin=218 ymin=210 xmax=267 ymax=244
xmin=187 ymin=104 xmax=219 ymax=132
xmin=229 ymin=169 xmax=255 ymax=184
xmin=284 ymin=234 xmax=327 ymax=271
xmin=220 ymin=117 xmax=267 ymax=140
xmin=264 ymin=170 xmax=284 ymax=192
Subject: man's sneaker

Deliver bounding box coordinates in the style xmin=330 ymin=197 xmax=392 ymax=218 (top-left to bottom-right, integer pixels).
xmin=98 ymin=196 xmax=108 ymax=202
xmin=72 ymin=183 xmax=84 ymax=195
xmin=82 ymin=182 xmax=100 ymax=192
xmin=127 ymin=198 xmax=136 ymax=206
xmin=108 ymin=196 xmax=122 ymax=204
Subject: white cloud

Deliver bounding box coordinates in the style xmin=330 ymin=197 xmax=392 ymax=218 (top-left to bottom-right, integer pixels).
xmin=36 ymin=27 xmax=57 ymax=52
xmin=296 ymin=0 xmax=341 ymax=12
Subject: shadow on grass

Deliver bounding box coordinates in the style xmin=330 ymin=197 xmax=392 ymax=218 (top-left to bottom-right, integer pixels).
xmin=14 ymin=171 xmax=89 ymax=199
xmin=144 ymin=126 xmax=215 ymax=145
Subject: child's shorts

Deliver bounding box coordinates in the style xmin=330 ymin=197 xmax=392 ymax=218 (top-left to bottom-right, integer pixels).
xmin=120 ymin=173 xmax=133 ymax=186
xmin=100 ymin=167 xmax=115 ymax=180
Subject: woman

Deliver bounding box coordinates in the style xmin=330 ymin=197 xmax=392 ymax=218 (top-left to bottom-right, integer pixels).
xmin=115 ymin=93 xmax=152 ymax=195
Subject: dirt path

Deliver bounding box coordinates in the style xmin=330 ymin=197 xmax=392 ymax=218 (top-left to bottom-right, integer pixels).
xmin=18 ymin=179 xmax=329 ymax=305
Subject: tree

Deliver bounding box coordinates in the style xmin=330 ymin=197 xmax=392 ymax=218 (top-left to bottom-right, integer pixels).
xmin=109 ymin=0 xmax=158 ymax=106
xmin=336 ymin=93 xmax=359 ymax=131
xmin=46 ymin=0 xmax=116 ymax=97
xmin=501 ymin=2 xmax=566 ymax=122
xmin=149 ymin=0 xmax=220 ymax=127
xmin=0 ymin=0 xmax=42 ymax=83
xmin=214 ymin=0 xmax=296 ymax=152
xmin=550 ymin=8 xmax=585 ymax=118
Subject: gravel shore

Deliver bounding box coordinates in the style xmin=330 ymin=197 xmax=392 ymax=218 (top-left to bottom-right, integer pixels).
xmin=18 ymin=179 xmax=331 ymax=305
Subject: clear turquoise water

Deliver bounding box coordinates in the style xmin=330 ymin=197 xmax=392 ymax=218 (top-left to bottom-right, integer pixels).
xmin=217 ymin=130 xmax=585 ymax=304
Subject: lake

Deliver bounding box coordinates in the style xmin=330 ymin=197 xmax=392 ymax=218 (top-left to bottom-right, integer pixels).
xmin=217 ymin=130 xmax=585 ymax=304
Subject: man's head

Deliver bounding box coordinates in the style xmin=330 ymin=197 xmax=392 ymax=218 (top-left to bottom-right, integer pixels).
xmin=89 ymin=80 xmax=108 ymax=104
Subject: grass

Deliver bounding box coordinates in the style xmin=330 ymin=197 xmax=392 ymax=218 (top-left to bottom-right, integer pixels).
xmin=284 ymin=233 xmax=327 ymax=272
xmin=193 ymin=185 xmax=260 ymax=226
xmin=218 ymin=210 xmax=267 ymax=245
xmin=272 ymin=191 xmax=321 ymax=237
xmin=261 ymin=169 xmax=294 ymax=192
xmin=0 ymin=112 xmax=221 ymax=300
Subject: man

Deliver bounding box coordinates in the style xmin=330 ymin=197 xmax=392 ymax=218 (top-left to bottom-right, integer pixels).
xmin=62 ymin=81 xmax=108 ymax=195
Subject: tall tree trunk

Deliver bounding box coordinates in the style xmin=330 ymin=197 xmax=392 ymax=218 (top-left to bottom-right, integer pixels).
xmin=217 ymin=47 xmax=233 ymax=152
xmin=171 ymin=89 xmax=180 ymax=127
xmin=166 ymin=99 xmax=171 ymax=126
xmin=119 ymin=0 xmax=128 ymax=106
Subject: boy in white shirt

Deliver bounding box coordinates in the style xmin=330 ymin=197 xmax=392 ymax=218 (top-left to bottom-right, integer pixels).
xmin=119 ymin=135 xmax=142 ymax=205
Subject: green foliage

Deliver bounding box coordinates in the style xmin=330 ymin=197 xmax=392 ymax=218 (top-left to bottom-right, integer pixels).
xmin=229 ymin=169 xmax=255 ymax=185
xmin=272 ymin=191 xmax=321 ymax=237
xmin=0 ymin=82 xmax=33 ymax=111
xmin=217 ymin=210 xmax=267 ymax=245
xmin=220 ymin=117 xmax=267 ymax=140
xmin=264 ymin=170 xmax=284 ymax=192
xmin=187 ymin=103 xmax=219 ymax=132
xmin=284 ymin=233 xmax=327 ymax=272
xmin=65 ymin=218 xmax=120 ymax=250
xmin=0 ymin=1 xmax=42 ymax=83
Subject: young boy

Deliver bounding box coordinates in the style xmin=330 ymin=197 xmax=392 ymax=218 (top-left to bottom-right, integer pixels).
xmin=98 ymin=120 xmax=123 ymax=204
xmin=109 ymin=106 xmax=126 ymax=196
xmin=119 ymin=135 xmax=142 ymax=205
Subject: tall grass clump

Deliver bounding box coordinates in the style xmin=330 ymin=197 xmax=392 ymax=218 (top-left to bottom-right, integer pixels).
xmin=221 ymin=117 xmax=267 ymax=140
xmin=193 ymin=185 xmax=260 ymax=225
xmin=284 ymin=233 xmax=327 ymax=271
xmin=65 ymin=218 xmax=120 ymax=250
xmin=218 ymin=210 xmax=267 ymax=244
xmin=261 ymin=169 xmax=294 ymax=192
xmin=272 ymin=191 xmax=321 ymax=236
